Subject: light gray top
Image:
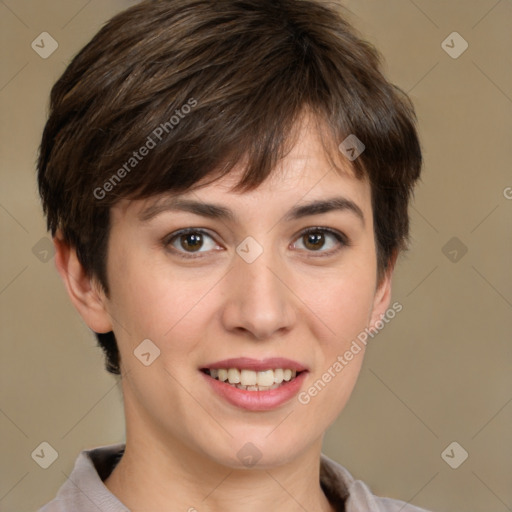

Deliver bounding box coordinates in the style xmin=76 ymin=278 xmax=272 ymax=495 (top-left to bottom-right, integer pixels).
xmin=38 ymin=444 xmax=433 ymax=512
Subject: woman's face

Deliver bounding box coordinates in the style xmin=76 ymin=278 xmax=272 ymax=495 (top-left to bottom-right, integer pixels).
xmin=100 ymin=118 xmax=393 ymax=468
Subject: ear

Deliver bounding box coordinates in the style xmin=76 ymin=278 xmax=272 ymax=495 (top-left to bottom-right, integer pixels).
xmin=53 ymin=232 xmax=113 ymax=333
xmin=368 ymin=250 xmax=398 ymax=328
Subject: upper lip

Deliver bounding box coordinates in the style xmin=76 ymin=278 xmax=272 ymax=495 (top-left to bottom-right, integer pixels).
xmin=201 ymin=357 xmax=308 ymax=372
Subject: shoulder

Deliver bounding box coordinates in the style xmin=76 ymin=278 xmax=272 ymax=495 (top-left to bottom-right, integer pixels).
xmin=320 ymin=453 xmax=434 ymax=512
xmin=36 ymin=444 xmax=127 ymax=512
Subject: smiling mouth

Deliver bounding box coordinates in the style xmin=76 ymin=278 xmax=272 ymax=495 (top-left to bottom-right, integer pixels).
xmin=201 ymin=368 xmax=306 ymax=391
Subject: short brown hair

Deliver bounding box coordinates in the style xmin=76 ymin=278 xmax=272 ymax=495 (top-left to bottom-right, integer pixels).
xmin=37 ymin=0 xmax=422 ymax=375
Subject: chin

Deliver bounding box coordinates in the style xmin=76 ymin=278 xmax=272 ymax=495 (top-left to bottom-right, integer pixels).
xmin=203 ymin=428 xmax=311 ymax=470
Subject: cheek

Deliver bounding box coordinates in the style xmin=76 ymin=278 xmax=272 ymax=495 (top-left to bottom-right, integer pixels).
xmin=305 ymin=275 xmax=373 ymax=381
xmin=107 ymin=251 xmax=218 ymax=352
xmin=295 ymin=274 xmax=375 ymax=432
xmin=302 ymin=258 xmax=377 ymax=339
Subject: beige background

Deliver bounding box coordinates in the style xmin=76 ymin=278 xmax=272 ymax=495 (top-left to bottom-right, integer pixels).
xmin=1 ymin=1 xmax=511 ymax=511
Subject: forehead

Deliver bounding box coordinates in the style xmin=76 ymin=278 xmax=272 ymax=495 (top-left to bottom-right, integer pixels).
xmin=115 ymin=114 xmax=371 ymax=222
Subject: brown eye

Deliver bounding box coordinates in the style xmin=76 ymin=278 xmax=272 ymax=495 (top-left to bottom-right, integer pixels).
xmin=179 ymin=232 xmax=204 ymax=252
xmin=293 ymin=227 xmax=348 ymax=256
xmin=303 ymin=231 xmax=326 ymax=251
xmin=164 ymin=229 xmax=219 ymax=257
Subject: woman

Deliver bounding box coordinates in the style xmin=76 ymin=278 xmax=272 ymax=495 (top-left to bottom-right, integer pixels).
xmin=36 ymin=1 xmax=430 ymax=510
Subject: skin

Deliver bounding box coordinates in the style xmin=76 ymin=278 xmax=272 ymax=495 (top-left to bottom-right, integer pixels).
xmin=54 ymin=113 xmax=395 ymax=512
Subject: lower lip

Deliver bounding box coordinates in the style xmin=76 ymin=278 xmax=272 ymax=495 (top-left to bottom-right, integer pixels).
xmin=200 ymin=371 xmax=308 ymax=411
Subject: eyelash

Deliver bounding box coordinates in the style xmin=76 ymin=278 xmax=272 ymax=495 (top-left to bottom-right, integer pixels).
xmin=162 ymin=227 xmax=350 ymax=260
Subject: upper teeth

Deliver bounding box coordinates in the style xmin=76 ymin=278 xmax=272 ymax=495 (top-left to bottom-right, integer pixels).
xmin=210 ymin=368 xmax=297 ymax=386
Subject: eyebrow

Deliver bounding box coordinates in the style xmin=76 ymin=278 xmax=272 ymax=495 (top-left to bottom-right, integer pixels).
xmin=138 ymin=196 xmax=365 ymax=225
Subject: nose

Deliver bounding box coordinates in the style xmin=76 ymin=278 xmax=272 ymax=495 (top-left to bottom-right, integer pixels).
xmin=220 ymin=246 xmax=297 ymax=340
